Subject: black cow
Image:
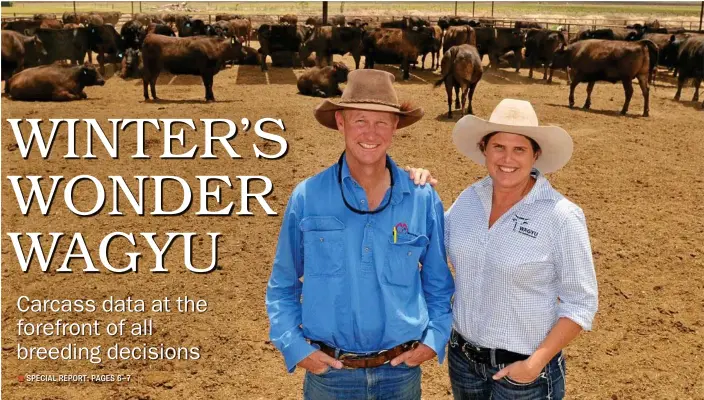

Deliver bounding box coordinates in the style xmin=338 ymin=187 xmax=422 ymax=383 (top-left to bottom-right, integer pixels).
xmin=2 ymin=19 xmax=42 ymax=34
xmin=673 ymin=36 xmax=704 ymax=108
xmin=178 ymin=18 xmax=209 ymax=37
xmin=85 ymin=24 xmax=125 ymax=74
xmin=299 ymin=26 xmax=364 ymax=69
xmin=141 ymin=34 xmax=242 ymax=101
xmin=363 ymin=27 xmax=433 ymax=80
xmin=120 ymin=20 xmax=145 ymax=50
xmin=524 ymin=29 xmax=567 ymax=82
xmin=31 ymin=28 xmax=85 ymax=65
xmin=480 ymin=27 xmax=526 ymax=70
xmin=257 ymin=24 xmax=308 ymax=71
xmin=380 ymin=16 xmax=429 ymax=30
xmin=574 ymin=28 xmax=636 ymax=42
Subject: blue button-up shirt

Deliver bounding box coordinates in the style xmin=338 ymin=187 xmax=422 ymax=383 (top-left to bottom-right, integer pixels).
xmin=266 ymin=155 xmax=455 ymax=372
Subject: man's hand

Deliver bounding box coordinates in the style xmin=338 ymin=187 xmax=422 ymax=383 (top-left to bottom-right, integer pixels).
xmin=297 ymin=350 xmax=344 ymax=375
xmin=492 ymin=359 xmax=543 ymax=384
xmin=390 ymin=343 xmax=436 ymax=367
xmin=404 ymin=167 xmax=437 ymax=187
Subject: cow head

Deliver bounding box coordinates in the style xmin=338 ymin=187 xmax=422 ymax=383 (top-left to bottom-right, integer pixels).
xmin=331 ymin=62 xmax=350 ymax=83
xmin=550 ymin=43 xmax=570 ymax=69
xmin=79 ymin=63 xmax=106 ymax=86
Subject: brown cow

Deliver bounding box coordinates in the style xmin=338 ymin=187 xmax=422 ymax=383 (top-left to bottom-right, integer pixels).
xmin=280 ymin=14 xmax=297 ymax=25
xmin=420 ymin=25 xmax=443 ymax=70
xmin=443 ymin=25 xmax=477 ymax=53
xmin=6 ymin=63 xmax=105 ymax=101
xmin=1 ymin=30 xmax=47 ymax=82
xmin=83 ymin=14 xmax=104 ymax=26
xmin=62 ymin=12 xmax=89 ymax=24
xmin=141 ymin=34 xmax=242 ymax=101
xmin=331 ymin=15 xmax=345 ymax=27
xmin=551 ymin=39 xmax=658 ymax=116
xmin=232 ymin=46 xmax=260 ymax=65
xmin=229 ymin=19 xmax=252 ymax=46
xmin=434 ymin=44 xmax=483 ymax=118
xmin=363 ymin=28 xmax=431 ymax=80
xmin=33 ymin=13 xmax=56 ymax=20
xmin=515 ymin=21 xmax=543 ymax=29
xmin=39 ymin=19 xmax=63 ymax=29
xmin=297 ymin=62 xmax=350 ymax=97
xmin=94 ymin=11 xmax=121 ymax=25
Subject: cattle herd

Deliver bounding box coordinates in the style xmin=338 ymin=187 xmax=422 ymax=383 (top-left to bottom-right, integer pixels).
xmin=1 ymin=11 xmax=703 ymax=113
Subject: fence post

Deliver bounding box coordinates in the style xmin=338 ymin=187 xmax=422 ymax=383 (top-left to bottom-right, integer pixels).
xmin=699 ymin=0 xmax=703 ymax=31
xmin=491 ymin=1 xmax=494 ymax=17
xmin=472 ymin=1 xmax=475 ymax=17
xmin=454 ymin=1 xmax=457 ymax=17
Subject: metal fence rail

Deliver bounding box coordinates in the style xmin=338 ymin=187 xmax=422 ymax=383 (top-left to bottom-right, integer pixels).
xmin=2 ymin=12 xmax=703 ymax=36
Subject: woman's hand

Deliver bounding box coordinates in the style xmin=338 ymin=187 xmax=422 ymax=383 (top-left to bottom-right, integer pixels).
xmin=404 ymin=166 xmax=438 ymax=187
xmin=492 ymin=359 xmax=543 ymax=384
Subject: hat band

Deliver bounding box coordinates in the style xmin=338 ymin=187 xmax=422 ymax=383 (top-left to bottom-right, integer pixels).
xmin=339 ymin=98 xmax=401 ymax=109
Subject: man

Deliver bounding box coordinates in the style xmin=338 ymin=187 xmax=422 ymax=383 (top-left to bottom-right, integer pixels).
xmin=265 ymin=69 xmax=455 ymax=399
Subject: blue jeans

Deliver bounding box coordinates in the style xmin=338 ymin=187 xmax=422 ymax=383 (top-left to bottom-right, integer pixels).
xmin=303 ymin=363 xmax=421 ymax=400
xmin=448 ymin=335 xmax=566 ymax=400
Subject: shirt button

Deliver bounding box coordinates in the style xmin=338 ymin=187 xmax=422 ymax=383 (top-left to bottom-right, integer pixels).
xmin=365 ymin=247 xmax=370 ymax=253
xmin=366 ymin=223 xmax=371 ymax=228
xmin=361 ymin=200 xmax=366 ymax=204
xmin=407 ymin=251 xmax=412 ymax=256
xmin=320 ymin=238 xmax=324 ymax=242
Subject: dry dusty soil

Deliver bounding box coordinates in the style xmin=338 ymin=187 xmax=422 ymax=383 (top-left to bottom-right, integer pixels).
xmin=2 ymin=44 xmax=703 ymax=400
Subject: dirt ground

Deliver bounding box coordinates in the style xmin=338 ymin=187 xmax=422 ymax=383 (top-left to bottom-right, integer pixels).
xmin=2 ymin=45 xmax=703 ymax=400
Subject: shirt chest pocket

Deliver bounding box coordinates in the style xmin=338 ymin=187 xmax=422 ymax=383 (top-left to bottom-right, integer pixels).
xmin=384 ymin=235 xmax=429 ymax=287
xmin=300 ymin=216 xmax=346 ymax=278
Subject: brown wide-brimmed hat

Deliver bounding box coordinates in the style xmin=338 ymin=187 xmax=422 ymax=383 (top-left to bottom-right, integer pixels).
xmin=314 ymin=69 xmax=424 ymax=130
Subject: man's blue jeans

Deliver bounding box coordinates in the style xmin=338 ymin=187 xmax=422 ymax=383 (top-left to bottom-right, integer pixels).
xmin=448 ymin=337 xmax=566 ymax=400
xmin=303 ymin=363 xmax=421 ymax=400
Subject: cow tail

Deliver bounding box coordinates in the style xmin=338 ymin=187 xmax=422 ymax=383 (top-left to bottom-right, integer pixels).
xmin=640 ymin=39 xmax=658 ymax=87
xmin=433 ymin=47 xmax=456 ymax=88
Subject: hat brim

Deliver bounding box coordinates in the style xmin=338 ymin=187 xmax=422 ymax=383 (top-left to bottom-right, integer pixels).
xmin=314 ymin=100 xmax=424 ymax=130
xmin=452 ymin=114 xmax=573 ymax=174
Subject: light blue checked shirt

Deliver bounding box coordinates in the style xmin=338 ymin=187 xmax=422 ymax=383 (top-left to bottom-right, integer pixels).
xmin=445 ymin=169 xmax=598 ymax=356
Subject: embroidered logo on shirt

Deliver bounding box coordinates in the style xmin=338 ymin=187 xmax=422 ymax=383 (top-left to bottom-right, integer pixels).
xmin=395 ymin=222 xmax=408 ymax=235
xmin=512 ymin=214 xmax=538 ymax=238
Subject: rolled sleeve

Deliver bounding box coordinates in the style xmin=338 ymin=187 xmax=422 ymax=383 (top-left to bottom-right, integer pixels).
xmin=265 ymin=189 xmax=314 ymax=372
xmin=419 ymin=189 xmax=455 ymax=363
xmin=553 ymin=207 xmax=599 ymax=331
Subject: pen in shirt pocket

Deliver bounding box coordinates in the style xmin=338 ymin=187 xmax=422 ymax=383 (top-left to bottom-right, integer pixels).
xmin=393 ymin=226 xmax=397 ymax=244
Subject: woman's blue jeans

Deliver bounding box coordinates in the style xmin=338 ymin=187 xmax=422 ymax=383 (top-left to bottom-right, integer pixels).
xmin=448 ymin=337 xmax=566 ymax=400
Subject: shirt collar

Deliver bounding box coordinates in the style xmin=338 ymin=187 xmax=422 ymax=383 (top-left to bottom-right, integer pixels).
xmin=340 ymin=153 xmax=410 ymax=206
xmin=475 ymin=168 xmax=561 ymax=205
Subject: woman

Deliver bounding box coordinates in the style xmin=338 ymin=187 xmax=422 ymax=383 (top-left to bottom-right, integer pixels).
xmin=410 ymin=99 xmax=598 ymax=399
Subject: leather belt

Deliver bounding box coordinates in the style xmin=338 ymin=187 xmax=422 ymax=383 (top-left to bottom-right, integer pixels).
xmin=452 ymin=330 xmax=529 ymax=365
xmin=312 ymin=340 xmax=420 ymax=369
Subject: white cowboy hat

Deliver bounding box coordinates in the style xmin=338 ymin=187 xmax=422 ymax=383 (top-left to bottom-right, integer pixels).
xmin=452 ymin=99 xmax=573 ymax=174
